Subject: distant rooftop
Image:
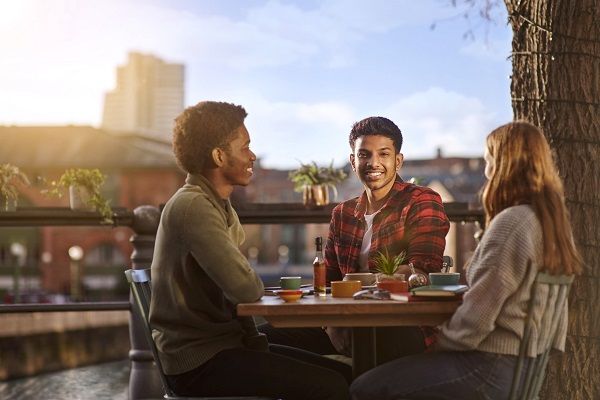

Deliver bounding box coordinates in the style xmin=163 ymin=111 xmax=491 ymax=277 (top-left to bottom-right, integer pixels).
xmin=0 ymin=126 xmax=176 ymax=169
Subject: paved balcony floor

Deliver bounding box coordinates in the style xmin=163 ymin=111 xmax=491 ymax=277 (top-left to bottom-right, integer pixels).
xmin=0 ymin=360 xmax=128 ymax=400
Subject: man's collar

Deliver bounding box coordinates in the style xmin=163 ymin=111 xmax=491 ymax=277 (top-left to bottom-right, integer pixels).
xmin=186 ymin=173 xmax=230 ymax=210
xmin=353 ymin=175 xmax=406 ymax=218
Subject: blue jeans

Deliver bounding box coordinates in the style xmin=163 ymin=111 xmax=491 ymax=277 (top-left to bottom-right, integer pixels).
xmin=350 ymin=350 xmax=518 ymax=400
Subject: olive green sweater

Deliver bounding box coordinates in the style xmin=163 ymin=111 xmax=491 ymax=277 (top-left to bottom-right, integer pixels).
xmin=149 ymin=174 xmax=264 ymax=375
xmin=437 ymin=205 xmax=569 ymax=357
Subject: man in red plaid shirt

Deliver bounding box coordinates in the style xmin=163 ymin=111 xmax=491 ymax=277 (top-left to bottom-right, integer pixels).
xmin=327 ymin=116 xmax=449 ymax=278
xmin=324 ymin=116 xmax=450 ymax=360
xmin=260 ymin=116 xmax=449 ymax=363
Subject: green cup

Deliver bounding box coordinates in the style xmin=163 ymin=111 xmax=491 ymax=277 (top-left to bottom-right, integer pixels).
xmin=280 ymin=276 xmax=302 ymax=290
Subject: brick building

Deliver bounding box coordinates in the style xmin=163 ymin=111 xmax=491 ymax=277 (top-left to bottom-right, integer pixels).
xmin=0 ymin=125 xmax=184 ymax=299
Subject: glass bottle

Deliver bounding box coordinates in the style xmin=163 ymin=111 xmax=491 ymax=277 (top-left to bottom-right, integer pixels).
xmin=313 ymin=236 xmax=327 ymax=297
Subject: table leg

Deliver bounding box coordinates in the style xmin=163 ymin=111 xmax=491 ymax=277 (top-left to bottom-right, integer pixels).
xmin=374 ymin=327 xmax=394 ymax=367
xmin=352 ymin=327 xmax=376 ymax=378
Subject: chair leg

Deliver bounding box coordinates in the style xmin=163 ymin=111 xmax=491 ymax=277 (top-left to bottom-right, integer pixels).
xmin=530 ymin=350 xmax=551 ymax=399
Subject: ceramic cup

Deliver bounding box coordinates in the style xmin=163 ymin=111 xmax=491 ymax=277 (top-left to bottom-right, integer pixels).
xmin=343 ymin=272 xmax=376 ymax=286
xmin=331 ymin=280 xmax=362 ymax=298
xmin=280 ymin=276 xmax=302 ymax=290
xmin=428 ymin=272 xmax=461 ymax=285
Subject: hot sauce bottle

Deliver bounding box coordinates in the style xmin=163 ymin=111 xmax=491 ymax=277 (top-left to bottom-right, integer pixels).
xmin=313 ymin=236 xmax=327 ymax=297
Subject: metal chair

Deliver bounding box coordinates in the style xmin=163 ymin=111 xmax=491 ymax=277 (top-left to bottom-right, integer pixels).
xmin=508 ymin=271 xmax=574 ymax=400
xmin=124 ymin=268 xmax=272 ymax=400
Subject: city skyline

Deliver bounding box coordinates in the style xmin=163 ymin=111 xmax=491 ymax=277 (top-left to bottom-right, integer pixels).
xmin=0 ymin=0 xmax=513 ymax=168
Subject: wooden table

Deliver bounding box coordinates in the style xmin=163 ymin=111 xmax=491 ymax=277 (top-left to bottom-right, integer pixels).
xmin=238 ymin=295 xmax=460 ymax=377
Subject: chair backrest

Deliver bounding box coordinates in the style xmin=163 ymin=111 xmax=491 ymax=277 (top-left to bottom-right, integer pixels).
xmin=125 ymin=268 xmax=177 ymax=398
xmin=508 ymin=271 xmax=574 ymax=400
xmin=125 ymin=269 xmax=273 ymax=400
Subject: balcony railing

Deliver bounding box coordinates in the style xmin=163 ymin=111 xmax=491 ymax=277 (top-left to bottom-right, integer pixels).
xmin=0 ymin=202 xmax=483 ymax=312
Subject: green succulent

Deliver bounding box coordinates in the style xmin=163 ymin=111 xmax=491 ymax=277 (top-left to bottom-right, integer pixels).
xmin=373 ymin=248 xmax=407 ymax=276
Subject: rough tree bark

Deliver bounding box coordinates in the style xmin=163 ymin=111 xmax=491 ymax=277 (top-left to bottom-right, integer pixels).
xmin=504 ymin=0 xmax=600 ymax=398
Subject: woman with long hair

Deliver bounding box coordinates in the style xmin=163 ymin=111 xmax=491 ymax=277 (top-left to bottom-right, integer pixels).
xmin=350 ymin=121 xmax=582 ymax=400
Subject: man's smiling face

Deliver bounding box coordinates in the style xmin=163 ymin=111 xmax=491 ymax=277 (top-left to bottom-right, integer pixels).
xmin=221 ymin=124 xmax=256 ymax=187
xmin=350 ymin=134 xmax=403 ymax=194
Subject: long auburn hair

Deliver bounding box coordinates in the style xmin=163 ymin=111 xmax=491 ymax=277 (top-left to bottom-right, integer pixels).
xmin=482 ymin=121 xmax=582 ymax=275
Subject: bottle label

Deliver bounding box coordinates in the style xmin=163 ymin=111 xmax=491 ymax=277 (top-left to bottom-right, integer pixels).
xmin=313 ymin=262 xmax=326 ymax=295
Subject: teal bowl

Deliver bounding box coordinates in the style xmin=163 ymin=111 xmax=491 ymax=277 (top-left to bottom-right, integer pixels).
xmin=428 ymin=272 xmax=460 ymax=285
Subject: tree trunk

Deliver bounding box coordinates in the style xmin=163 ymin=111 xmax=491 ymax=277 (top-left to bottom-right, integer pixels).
xmin=505 ymin=0 xmax=600 ymax=398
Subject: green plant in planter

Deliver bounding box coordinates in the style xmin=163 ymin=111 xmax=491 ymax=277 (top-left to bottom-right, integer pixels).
xmin=289 ymin=160 xmax=347 ymax=191
xmin=43 ymin=168 xmax=113 ymax=223
xmin=0 ymin=164 xmax=30 ymax=211
xmin=289 ymin=161 xmax=347 ymax=206
xmin=373 ymin=248 xmax=407 ymax=277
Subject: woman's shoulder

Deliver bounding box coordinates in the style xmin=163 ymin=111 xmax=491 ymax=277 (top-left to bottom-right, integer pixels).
xmin=486 ymin=205 xmax=541 ymax=244
xmin=493 ymin=204 xmax=537 ymax=226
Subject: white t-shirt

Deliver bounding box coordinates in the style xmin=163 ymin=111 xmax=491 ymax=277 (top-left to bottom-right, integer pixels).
xmin=358 ymin=211 xmax=379 ymax=271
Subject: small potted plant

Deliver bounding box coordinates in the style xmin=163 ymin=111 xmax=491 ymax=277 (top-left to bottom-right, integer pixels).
xmin=373 ymin=248 xmax=409 ymax=293
xmin=289 ymin=161 xmax=347 ymax=207
xmin=373 ymin=248 xmax=406 ymax=282
xmin=0 ymin=164 xmax=30 ymax=211
xmin=43 ymin=168 xmax=113 ymax=223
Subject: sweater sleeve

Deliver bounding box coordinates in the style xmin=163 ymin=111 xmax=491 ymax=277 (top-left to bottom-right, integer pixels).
xmin=436 ymin=210 xmax=537 ymax=351
xmin=182 ymin=194 xmax=264 ymax=305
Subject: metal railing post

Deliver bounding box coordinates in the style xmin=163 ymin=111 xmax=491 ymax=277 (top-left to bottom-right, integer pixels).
xmin=127 ymin=205 xmax=162 ymax=400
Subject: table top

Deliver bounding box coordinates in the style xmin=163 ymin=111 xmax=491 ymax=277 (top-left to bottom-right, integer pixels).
xmin=237 ymin=295 xmax=460 ymax=328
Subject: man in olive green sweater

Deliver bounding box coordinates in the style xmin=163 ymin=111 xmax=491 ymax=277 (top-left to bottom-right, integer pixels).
xmin=149 ymin=101 xmax=350 ymax=399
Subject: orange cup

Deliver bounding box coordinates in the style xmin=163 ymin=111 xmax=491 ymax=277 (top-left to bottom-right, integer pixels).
xmin=331 ymin=280 xmax=362 ymax=298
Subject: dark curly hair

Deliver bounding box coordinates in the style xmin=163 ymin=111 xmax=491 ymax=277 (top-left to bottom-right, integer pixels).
xmin=172 ymin=101 xmax=248 ymax=173
xmin=348 ymin=116 xmax=403 ymax=153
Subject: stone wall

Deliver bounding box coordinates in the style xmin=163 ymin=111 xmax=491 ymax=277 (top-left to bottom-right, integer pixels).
xmin=0 ymin=311 xmax=129 ymax=380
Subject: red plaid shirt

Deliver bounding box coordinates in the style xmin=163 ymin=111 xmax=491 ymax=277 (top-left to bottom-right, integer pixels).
xmin=325 ymin=177 xmax=450 ymax=280
xmin=324 ymin=177 xmax=450 ymax=348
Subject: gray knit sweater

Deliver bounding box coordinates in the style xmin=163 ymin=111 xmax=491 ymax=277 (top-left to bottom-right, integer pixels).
xmin=149 ymin=174 xmax=264 ymax=375
xmin=437 ymin=205 xmax=568 ymax=357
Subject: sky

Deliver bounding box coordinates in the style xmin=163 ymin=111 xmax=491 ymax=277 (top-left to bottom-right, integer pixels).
xmin=0 ymin=0 xmax=513 ymax=169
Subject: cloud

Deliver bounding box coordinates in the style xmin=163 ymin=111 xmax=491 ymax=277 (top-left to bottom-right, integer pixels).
xmin=233 ymin=87 xmax=499 ymax=168
xmin=382 ymin=87 xmax=499 ymax=158
xmin=240 ymin=95 xmax=356 ymax=169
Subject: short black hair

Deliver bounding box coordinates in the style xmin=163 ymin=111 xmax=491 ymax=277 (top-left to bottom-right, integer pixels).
xmin=349 ymin=116 xmax=403 ymax=153
xmin=172 ymin=101 xmax=247 ymax=173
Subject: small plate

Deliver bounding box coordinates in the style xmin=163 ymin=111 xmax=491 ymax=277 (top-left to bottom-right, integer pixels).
xmin=264 ymin=284 xmax=312 ymax=291
xmin=265 ymin=287 xmax=312 ymax=296
xmin=274 ymin=289 xmax=303 ymax=303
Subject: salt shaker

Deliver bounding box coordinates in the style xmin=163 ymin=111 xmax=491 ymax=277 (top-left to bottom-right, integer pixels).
xmin=408 ymin=262 xmax=428 ymax=289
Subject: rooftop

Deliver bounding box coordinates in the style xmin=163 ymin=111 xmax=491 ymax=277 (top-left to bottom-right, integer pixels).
xmin=0 ymin=125 xmax=176 ymax=169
